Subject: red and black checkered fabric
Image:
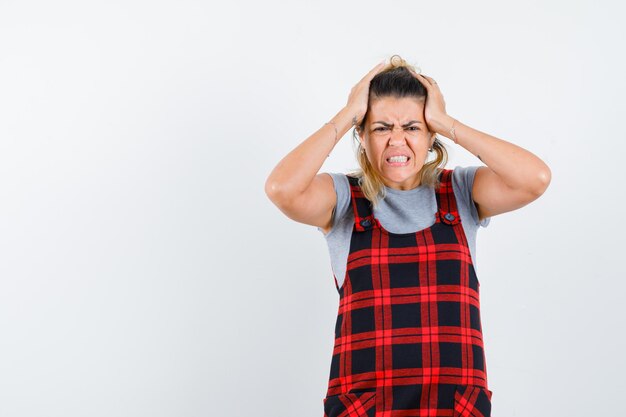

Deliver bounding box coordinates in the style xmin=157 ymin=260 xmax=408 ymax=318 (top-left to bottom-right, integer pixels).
xmin=322 ymin=168 xmax=493 ymax=417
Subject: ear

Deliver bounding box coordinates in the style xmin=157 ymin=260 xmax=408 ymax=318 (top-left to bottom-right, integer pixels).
xmin=357 ymin=126 xmax=365 ymax=141
xmin=356 ymin=126 xmax=366 ymax=145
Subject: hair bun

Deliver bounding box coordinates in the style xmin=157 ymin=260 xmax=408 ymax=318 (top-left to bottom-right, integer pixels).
xmin=389 ymin=54 xmax=406 ymax=67
xmin=388 ymin=54 xmax=421 ymax=74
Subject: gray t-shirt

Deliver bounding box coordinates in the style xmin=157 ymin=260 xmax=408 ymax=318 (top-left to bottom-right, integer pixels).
xmin=317 ymin=165 xmax=491 ymax=290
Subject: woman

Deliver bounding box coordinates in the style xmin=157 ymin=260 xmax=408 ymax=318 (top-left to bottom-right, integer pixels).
xmin=265 ymin=55 xmax=551 ymax=417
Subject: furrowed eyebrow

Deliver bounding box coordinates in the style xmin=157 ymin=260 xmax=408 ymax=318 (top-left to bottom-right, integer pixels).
xmin=372 ymin=120 xmax=422 ymax=127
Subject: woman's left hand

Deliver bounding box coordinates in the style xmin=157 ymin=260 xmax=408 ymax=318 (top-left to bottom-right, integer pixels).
xmin=408 ymin=69 xmax=452 ymax=134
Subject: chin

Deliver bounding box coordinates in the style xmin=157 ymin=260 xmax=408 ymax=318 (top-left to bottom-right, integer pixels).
xmin=378 ymin=164 xmax=424 ymax=185
xmin=382 ymin=170 xmax=419 ymax=181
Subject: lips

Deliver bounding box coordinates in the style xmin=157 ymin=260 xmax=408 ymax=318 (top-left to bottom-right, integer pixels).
xmin=385 ymin=150 xmax=412 ymax=160
xmin=385 ymin=156 xmax=411 ymax=167
xmin=385 ymin=154 xmax=411 ymax=162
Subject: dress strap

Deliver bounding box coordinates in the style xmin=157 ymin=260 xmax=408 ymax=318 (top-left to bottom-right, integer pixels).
xmin=347 ymin=169 xmax=461 ymax=231
xmin=435 ymin=168 xmax=462 ymax=225
xmin=346 ymin=175 xmax=380 ymax=232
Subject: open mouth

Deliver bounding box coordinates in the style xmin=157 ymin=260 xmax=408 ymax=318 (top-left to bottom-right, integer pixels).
xmin=386 ymin=156 xmax=411 ymax=166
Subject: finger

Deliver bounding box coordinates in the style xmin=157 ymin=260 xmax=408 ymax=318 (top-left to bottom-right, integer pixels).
xmin=420 ymin=74 xmax=434 ymax=83
xmin=423 ymin=74 xmax=439 ymax=86
xmin=415 ymin=73 xmax=439 ymax=88
xmin=361 ymin=59 xmax=388 ymax=82
xmin=407 ymin=67 xmax=422 ymax=78
xmin=372 ymin=59 xmax=388 ymax=72
xmin=412 ymin=72 xmax=431 ymax=88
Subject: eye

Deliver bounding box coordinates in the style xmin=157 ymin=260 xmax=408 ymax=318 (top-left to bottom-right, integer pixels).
xmin=407 ymin=126 xmax=419 ymax=131
xmin=374 ymin=127 xmax=388 ymax=131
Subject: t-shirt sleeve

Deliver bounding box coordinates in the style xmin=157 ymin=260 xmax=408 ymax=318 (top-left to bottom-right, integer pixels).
xmin=316 ymin=172 xmax=351 ymax=236
xmin=453 ymin=165 xmax=491 ymax=228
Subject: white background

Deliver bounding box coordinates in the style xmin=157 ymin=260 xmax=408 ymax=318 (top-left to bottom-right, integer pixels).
xmin=1 ymin=1 xmax=624 ymax=416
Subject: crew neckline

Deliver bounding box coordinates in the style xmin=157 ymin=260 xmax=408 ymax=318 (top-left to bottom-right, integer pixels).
xmin=383 ymin=183 xmax=431 ymax=195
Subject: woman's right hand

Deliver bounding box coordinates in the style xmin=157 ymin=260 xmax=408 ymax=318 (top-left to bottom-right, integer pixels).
xmin=346 ymin=59 xmax=389 ymax=126
xmin=265 ymin=59 xmax=389 ymax=230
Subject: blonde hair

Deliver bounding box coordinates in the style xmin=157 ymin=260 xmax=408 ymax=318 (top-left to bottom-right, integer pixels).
xmin=347 ymin=54 xmax=449 ymax=207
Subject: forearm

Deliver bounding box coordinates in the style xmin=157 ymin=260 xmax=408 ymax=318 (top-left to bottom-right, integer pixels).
xmin=265 ymin=106 xmax=358 ymax=200
xmin=432 ymin=116 xmax=551 ymax=194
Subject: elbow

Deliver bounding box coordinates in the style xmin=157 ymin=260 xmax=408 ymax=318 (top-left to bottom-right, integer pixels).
xmin=265 ymin=179 xmax=294 ymax=207
xmin=265 ymin=178 xmax=282 ymax=202
xmin=531 ymin=166 xmax=552 ymax=197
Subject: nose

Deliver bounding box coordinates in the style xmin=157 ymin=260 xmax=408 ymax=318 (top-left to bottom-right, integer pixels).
xmin=389 ymin=126 xmax=408 ymax=145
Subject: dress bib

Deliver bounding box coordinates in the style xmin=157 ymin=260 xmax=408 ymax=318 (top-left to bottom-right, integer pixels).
xmin=322 ymin=168 xmax=493 ymax=417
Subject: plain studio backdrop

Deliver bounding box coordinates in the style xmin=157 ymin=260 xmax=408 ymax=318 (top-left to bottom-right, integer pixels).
xmin=0 ymin=0 xmax=624 ymax=416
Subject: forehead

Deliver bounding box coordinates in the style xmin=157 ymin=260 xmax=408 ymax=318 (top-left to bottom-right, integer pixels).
xmin=368 ymin=96 xmax=425 ymax=122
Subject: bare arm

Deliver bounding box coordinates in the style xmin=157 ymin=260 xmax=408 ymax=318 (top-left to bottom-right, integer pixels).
xmin=264 ymin=60 xmax=388 ymax=231
xmin=411 ymin=71 xmax=551 ymax=222
xmin=448 ymin=118 xmax=552 ymax=221
xmin=264 ymin=106 xmax=358 ymax=231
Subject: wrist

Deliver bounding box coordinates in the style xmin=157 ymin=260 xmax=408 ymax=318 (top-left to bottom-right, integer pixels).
xmin=331 ymin=106 xmax=360 ymax=134
xmin=431 ymin=115 xmax=458 ymax=143
xmin=341 ymin=105 xmax=362 ymax=126
xmin=429 ymin=114 xmax=454 ymax=134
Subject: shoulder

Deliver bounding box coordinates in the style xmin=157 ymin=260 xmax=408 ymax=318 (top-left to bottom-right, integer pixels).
xmin=317 ymin=173 xmax=353 ymax=236
xmin=451 ymin=165 xmax=491 ymax=227
xmin=327 ymin=172 xmax=351 ymax=192
xmin=451 ymin=165 xmax=479 ymax=186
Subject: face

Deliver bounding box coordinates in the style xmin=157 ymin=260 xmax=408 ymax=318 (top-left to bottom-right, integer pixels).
xmin=359 ymin=96 xmax=436 ymax=190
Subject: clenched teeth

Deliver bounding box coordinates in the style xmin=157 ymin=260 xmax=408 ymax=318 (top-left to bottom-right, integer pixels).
xmin=387 ymin=156 xmax=409 ymax=163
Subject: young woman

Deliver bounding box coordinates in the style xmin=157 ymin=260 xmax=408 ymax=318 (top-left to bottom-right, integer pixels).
xmin=265 ymin=54 xmax=550 ymax=417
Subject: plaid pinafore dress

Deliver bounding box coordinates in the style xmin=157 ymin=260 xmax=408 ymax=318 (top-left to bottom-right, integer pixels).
xmin=322 ymin=168 xmax=493 ymax=417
